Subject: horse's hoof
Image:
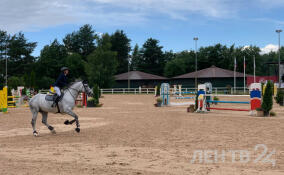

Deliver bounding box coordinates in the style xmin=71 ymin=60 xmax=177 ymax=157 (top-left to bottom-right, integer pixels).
xmin=75 ymin=128 xmax=80 ymax=133
xmin=51 ymin=130 xmax=56 ymax=134
xmin=33 ymin=131 xmax=39 ymax=137
xmin=64 ymin=120 xmax=70 ymax=125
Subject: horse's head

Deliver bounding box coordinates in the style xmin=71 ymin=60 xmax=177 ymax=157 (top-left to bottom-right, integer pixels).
xmin=82 ymin=81 xmax=93 ymax=97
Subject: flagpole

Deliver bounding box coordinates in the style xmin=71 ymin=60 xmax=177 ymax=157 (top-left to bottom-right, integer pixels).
xmin=234 ymin=57 xmax=236 ymax=94
xmin=244 ymin=56 xmax=246 ymax=93
xmin=253 ymin=55 xmax=256 ymax=83
xmin=5 ymin=43 xmax=8 ymax=86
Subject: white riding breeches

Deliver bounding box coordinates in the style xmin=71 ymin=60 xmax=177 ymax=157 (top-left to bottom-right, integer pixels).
xmin=54 ymin=86 xmax=61 ymax=96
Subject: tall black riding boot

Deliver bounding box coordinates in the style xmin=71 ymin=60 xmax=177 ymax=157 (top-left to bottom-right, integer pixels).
xmin=51 ymin=95 xmax=60 ymax=107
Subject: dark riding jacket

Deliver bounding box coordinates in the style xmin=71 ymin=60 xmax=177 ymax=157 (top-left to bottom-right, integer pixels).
xmin=54 ymin=72 xmax=68 ymax=88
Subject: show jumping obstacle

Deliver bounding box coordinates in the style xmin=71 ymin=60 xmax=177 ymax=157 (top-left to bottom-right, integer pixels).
xmin=206 ymin=100 xmax=250 ymax=104
xmin=161 ymin=83 xmax=170 ymax=106
xmin=176 ymin=97 xmax=195 ymax=99
xmin=199 ymin=83 xmax=262 ymax=113
xmin=0 ymin=87 xmax=8 ymax=113
xmin=161 ymin=83 xmax=195 ymax=106
xmin=8 ymin=96 xmax=19 ymax=108
xmin=206 ymin=107 xmax=250 ymax=111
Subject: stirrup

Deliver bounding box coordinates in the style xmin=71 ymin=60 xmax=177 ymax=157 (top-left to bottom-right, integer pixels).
xmin=51 ymin=102 xmax=57 ymax=107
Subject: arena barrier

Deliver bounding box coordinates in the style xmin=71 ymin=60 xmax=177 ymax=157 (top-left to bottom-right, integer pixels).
xmin=161 ymin=83 xmax=213 ymax=107
xmin=0 ymin=87 xmax=8 ymax=113
xmin=207 ymin=107 xmax=250 ymax=111
xmin=161 ymin=83 xmax=170 ymax=106
xmin=8 ymin=96 xmax=18 ymax=108
xmin=172 ymin=84 xmax=196 ymax=96
xmin=206 ymin=100 xmax=250 ymax=104
xmin=200 ymin=83 xmax=262 ymax=113
xmin=175 ymin=97 xmax=195 ymax=99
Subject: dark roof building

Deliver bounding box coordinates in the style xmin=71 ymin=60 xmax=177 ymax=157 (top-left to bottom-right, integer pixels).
xmin=113 ymin=67 xmax=256 ymax=88
xmin=172 ymin=65 xmax=250 ymax=88
xmin=114 ymin=71 xmax=168 ymax=88
xmin=174 ymin=65 xmax=248 ymax=78
xmin=115 ymin=71 xmax=167 ymax=80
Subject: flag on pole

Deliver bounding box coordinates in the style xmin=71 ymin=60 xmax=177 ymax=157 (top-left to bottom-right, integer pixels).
xmin=244 ymin=56 xmax=246 ymax=93
xmin=234 ymin=57 xmax=237 ymax=93
xmin=253 ymin=55 xmax=256 ymax=83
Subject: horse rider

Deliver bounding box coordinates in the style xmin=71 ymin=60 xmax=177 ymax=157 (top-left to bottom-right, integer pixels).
xmin=52 ymin=67 xmax=69 ymax=107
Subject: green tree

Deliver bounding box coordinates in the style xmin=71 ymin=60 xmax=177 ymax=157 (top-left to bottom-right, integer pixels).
xmin=138 ymin=38 xmax=165 ymax=75
xmin=261 ymin=81 xmax=273 ymax=116
xmin=35 ymin=39 xmax=67 ymax=88
xmin=63 ymin=24 xmax=96 ymax=59
xmin=37 ymin=39 xmax=67 ymax=80
xmin=130 ymin=44 xmax=140 ymax=71
xmin=85 ymin=34 xmax=117 ymax=88
xmin=7 ymin=32 xmax=37 ymax=76
xmin=23 ymin=73 xmax=30 ymax=88
xmin=36 ymin=76 xmax=55 ymax=89
xmin=0 ymin=30 xmax=10 ymax=86
xmin=164 ymin=51 xmax=195 ymax=77
xmin=110 ymin=30 xmax=131 ymax=74
xmin=64 ymin=53 xmax=85 ymax=81
xmin=8 ymin=76 xmax=24 ymax=89
xmin=30 ymin=70 xmax=36 ymax=88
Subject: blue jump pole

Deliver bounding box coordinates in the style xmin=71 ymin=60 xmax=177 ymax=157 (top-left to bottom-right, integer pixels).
xmin=176 ymin=97 xmax=195 ymax=99
xmin=175 ymin=92 xmax=196 ymax=94
xmin=207 ymin=100 xmax=250 ymax=104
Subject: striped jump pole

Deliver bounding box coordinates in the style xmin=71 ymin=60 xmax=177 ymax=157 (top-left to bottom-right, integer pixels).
xmin=180 ymin=92 xmax=196 ymax=94
xmin=176 ymin=97 xmax=195 ymax=99
xmin=207 ymin=100 xmax=250 ymax=104
xmin=206 ymin=107 xmax=250 ymax=111
xmin=0 ymin=86 xmax=8 ymax=113
xmin=8 ymin=96 xmax=17 ymax=108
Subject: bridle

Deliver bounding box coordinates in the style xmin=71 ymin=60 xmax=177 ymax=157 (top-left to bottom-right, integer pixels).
xmin=66 ymin=82 xmax=91 ymax=101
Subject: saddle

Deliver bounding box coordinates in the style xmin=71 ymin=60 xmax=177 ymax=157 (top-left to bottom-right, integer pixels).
xmin=45 ymin=94 xmax=57 ymax=101
xmin=45 ymin=89 xmax=64 ymax=102
xmin=45 ymin=91 xmax=64 ymax=113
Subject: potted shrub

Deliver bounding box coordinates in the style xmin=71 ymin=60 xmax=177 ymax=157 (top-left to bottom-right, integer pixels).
xmin=256 ymin=108 xmax=264 ymax=117
xmin=261 ymin=81 xmax=273 ymax=117
xmin=156 ymin=97 xmax=162 ymax=107
xmin=187 ymin=104 xmax=195 ymax=113
xmin=213 ymin=96 xmax=219 ymax=105
xmin=275 ymin=89 xmax=284 ymax=106
xmin=156 ymin=84 xmax=161 ymax=97
xmin=88 ymin=84 xmax=103 ymax=107
xmin=226 ymin=85 xmax=232 ymax=94
xmin=270 ymin=111 xmax=276 ymax=117
xmin=87 ymin=97 xmax=96 ymax=107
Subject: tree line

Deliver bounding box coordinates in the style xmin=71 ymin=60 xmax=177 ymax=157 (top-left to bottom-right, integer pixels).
xmin=0 ymin=24 xmax=283 ymax=89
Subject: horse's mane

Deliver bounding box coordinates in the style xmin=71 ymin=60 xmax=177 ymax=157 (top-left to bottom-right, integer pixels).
xmin=66 ymin=81 xmax=82 ymax=89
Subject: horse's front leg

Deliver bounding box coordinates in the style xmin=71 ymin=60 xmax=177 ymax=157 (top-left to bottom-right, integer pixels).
xmin=65 ymin=110 xmax=80 ymax=133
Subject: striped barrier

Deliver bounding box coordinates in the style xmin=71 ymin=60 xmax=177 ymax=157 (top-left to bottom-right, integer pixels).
xmin=175 ymin=91 xmax=196 ymax=94
xmin=8 ymin=96 xmax=17 ymax=108
xmin=207 ymin=100 xmax=250 ymax=104
xmin=0 ymin=87 xmax=8 ymax=113
xmin=204 ymin=83 xmax=262 ymax=112
xmin=206 ymin=107 xmax=250 ymax=112
xmin=176 ymin=97 xmax=195 ymax=99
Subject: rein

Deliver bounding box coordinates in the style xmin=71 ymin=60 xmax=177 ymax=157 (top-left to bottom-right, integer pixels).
xmin=64 ymin=82 xmax=88 ymax=101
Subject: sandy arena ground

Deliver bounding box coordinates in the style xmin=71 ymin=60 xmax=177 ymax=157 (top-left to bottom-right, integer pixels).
xmin=0 ymin=94 xmax=284 ymax=175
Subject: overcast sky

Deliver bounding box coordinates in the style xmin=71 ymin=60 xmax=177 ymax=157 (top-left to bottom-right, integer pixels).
xmin=1 ymin=0 xmax=283 ymax=56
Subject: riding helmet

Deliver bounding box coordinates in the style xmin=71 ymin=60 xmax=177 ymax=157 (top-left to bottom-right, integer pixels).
xmin=61 ymin=67 xmax=69 ymax=72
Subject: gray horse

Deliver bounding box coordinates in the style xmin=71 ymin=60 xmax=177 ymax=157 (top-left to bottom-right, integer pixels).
xmin=29 ymin=81 xmax=93 ymax=136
